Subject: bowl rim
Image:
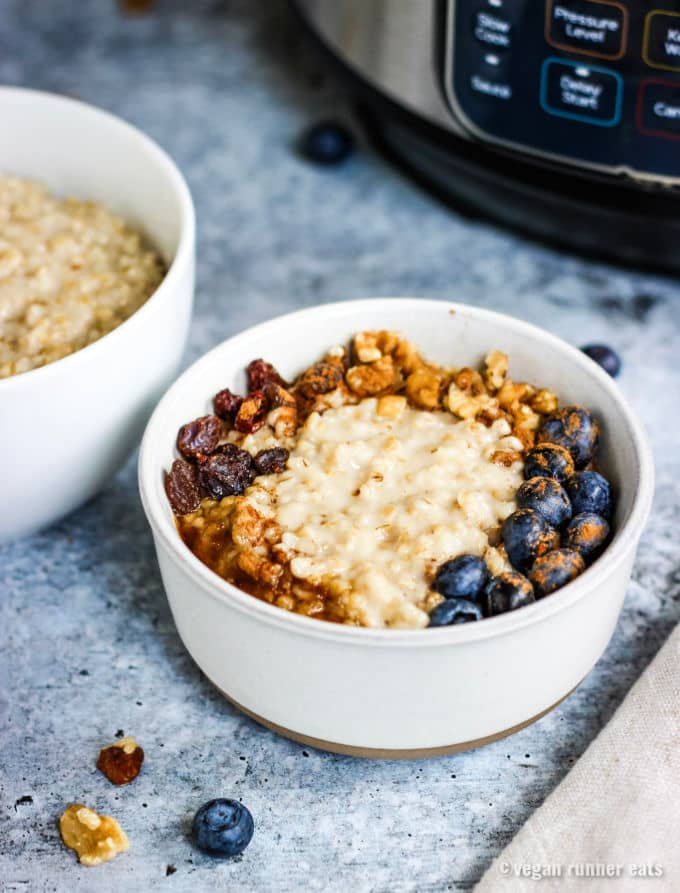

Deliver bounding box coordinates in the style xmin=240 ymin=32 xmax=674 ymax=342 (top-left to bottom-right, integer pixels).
xmin=139 ymin=298 xmax=655 ymax=648
xmin=0 ymin=86 xmax=195 ymax=393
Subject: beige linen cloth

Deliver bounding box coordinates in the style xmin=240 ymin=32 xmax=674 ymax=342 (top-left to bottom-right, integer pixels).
xmin=475 ymin=624 xmax=680 ymax=892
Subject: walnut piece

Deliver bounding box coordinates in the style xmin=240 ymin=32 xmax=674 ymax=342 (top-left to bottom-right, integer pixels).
xmin=345 ymin=355 xmax=397 ymax=397
xmin=446 ymin=383 xmax=499 ymax=420
xmin=59 ymin=804 xmax=129 ymax=866
xmin=405 ymin=368 xmax=441 ymax=410
xmin=484 ymin=350 xmax=509 ymax=391
xmin=531 ymin=388 xmax=559 ymax=415
xmin=490 ymin=449 xmax=522 ymax=467
xmin=376 ymin=395 xmax=406 ymax=419
xmin=353 ymin=330 xmax=400 ymax=363
xmin=96 ymin=736 xmax=144 ymax=785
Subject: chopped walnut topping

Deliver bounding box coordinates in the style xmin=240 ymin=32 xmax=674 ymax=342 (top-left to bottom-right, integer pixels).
xmin=490 ymin=449 xmax=522 ymax=467
xmin=484 ymin=350 xmax=509 ymax=391
xmin=405 ymin=368 xmax=441 ymax=410
xmin=345 ymin=355 xmax=398 ymax=397
xmin=531 ymin=388 xmax=559 ymax=415
xmin=446 ymin=383 xmax=499 ymax=420
xmin=484 ymin=544 xmax=513 ymax=576
xmin=376 ymin=395 xmax=407 ymax=419
xmin=352 ymin=330 xmax=401 ymax=364
xmin=497 ymin=379 xmax=535 ymax=410
xmin=59 ymin=804 xmax=129 ymax=866
xmin=455 ymin=367 xmax=485 ymax=395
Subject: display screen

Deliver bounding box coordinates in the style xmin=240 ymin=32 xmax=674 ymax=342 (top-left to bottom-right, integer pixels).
xmin=445 ymin=0 xmax=680 ymax=178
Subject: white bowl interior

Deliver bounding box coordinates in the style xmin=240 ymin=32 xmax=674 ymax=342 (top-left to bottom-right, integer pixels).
xmin=0 ymin=87 xmax=184 ymax=265
xmin=142 ymin=299 xmax=651 ymax=596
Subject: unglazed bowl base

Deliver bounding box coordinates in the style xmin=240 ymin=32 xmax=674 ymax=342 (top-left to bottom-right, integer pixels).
xmin=214 ymin=680 xmax=582 ymax=759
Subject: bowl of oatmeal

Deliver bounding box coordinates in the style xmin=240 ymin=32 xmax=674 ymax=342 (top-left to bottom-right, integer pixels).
xmin=0 ymin=87 xmax=194 ymax=541
xmin=139 ymin=299 xmax=653 ymax=756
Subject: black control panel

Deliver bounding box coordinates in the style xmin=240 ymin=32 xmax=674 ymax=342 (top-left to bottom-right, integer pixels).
xmin=445 ymin=0 xmax=680 ymax=179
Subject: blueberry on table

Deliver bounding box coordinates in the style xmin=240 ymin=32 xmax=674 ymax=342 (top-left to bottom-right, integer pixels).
xmin=298 ymin=120 xmax=355 ymax=165
xmin=192 ymin=799 xmax=254 ymax=857
xmin=483 ymin=572 xmax=535 ymax=616
xmin=523 ymin=443 xmax=575 ymax=484
xmin=517 ymin=476 xmax=572 ymax=528
xmin=581 ymin=344 xmax=621 ymax=378
xmin=566 ymin=470 xmax=613 ymax=520
xmin=501 ymin=508 xmax=560 ymax=572
xmin=429 ymin=598 xmax=483 ymax=627
xmin=432 ymin=554 xmax=489 ymax=601
xmin=529 ymin=548 xmax=585 ymax=597
xmin=538 ymin=406 xmax=600 ymax=469
xmin=563 ymin=512 xmax=610 ymax=558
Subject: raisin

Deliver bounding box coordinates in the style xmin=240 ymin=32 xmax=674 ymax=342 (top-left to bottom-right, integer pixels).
xmin=295 ymin=362 xmax=343 ymax=398
xmin=164 ymin=459 xmax=201 ymax=515
xmin=198 ymin=445 xmax=255 ymax=499
xmin=213 ymin=388 xmax=243 ymax=423
xmin=246 ymin=359 xmax=287 ymax=393
xmin=234 ymin=390 xmax=268 ymax=433
xmin=176 ymin=415 xmax=223 ymax=459
xmin=254 ymin=448 xmax=289 ymax=475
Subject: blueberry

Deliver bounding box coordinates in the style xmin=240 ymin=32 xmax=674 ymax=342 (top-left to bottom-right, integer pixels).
xmin=566 ymin=471 xmax=613 ymax=520
xmin=523 ymin=443 xmax=575 ymax=484
xmin=529 ymin=549 xmax=585 ymax=597
xmin=432 ymin=554 xmax=489 ymax=601
xmin=517 ymin=476 xmax=572 ymax=527
xmin=501 ymin=508 xmax=560 ymax=572
xmin=563 ymin=512 xmax=610 ymax=559
xmin=192 ymin=799 xmax=254 ymax=857
xmin=581 ymin=344 xmax=621 ymax=378
xmin=538 ymin=406 xmax=600 ymax=468
xmin=298 ymin=120 xmax=355 ymax=165
xmin=483 ymin=572 xmax=535 ymax=616
xmin=429 ymin=598 xmax=483 ymax=627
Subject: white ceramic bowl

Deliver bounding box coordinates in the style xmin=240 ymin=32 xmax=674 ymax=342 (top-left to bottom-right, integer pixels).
xmin=139 ymin=299 xmax=653 ymax=757
xmin=0 ymin=88 xmax=195 ymax=542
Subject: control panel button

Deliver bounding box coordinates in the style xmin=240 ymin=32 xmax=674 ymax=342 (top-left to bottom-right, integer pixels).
xmin=470 ymin=72 xmax=512 ymax=100
xmin=540 ymin=58 xmax=622 ymax=126
xmin=546 ymin=0 xmax=627 ymax=60
xmin=472 ymin=8 xmax=513 ymax=49
xmin=643 ymin=11 xmax=680 ymax=72
xmin=636 ymin=79 xmax=680 ymax=140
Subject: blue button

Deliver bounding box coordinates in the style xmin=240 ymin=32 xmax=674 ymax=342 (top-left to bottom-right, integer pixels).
xmin=540 ymin=57 xmax=623 ymax=126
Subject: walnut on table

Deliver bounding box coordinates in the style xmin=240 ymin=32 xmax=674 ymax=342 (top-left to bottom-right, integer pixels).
xmin=59 ymin=804 xmax=129 ymax=866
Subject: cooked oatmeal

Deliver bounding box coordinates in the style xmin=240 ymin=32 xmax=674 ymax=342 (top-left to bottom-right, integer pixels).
xmin=240 ymin=401 xmax=522 ymax=628
xmin=0 ymin=175 xmax=165 ymax=378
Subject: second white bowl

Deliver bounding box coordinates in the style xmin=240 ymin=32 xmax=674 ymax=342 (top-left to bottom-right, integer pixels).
xmin=0 ymin=88 xmax=195 ymax=542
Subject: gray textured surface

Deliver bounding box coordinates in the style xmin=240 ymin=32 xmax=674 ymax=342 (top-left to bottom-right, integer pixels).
xmin=1 ymin=2 xmax=679 ymax=891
